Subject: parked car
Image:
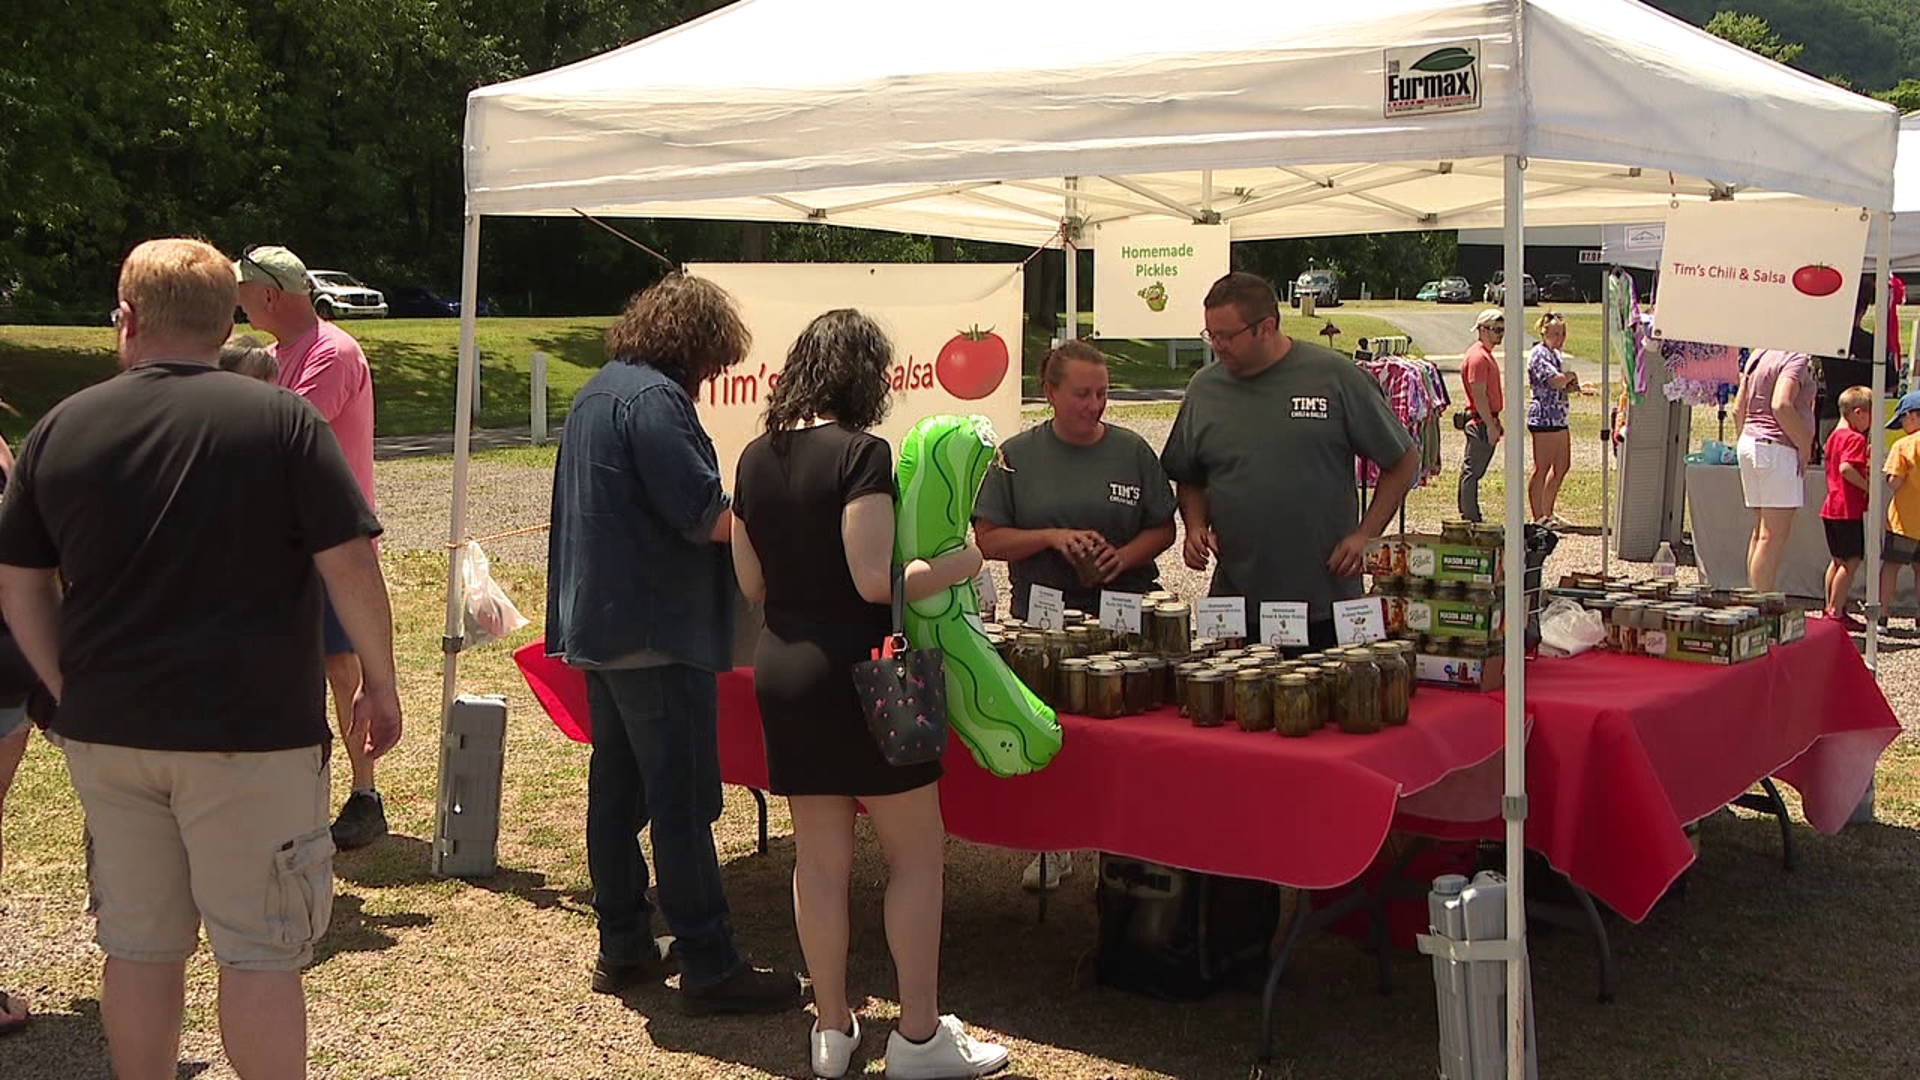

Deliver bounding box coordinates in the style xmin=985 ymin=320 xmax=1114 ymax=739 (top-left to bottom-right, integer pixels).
xmin=1289 ymin=268 xmax=1342 ymax=308
xmin=1415 ymin=280 xmax=1440 ymax=302
xmin=1484 ymin=271 xmax=1538 ymax=306
xmin=1539 ymin=273 xmax=1585 ymax=303
xmin=307 ymin=270 xmax=388 ymax=319
xmin=386 ymin=286 xmax=494 ymax=318
xmin=1436 ymin=275 xmax=1473 ymax=304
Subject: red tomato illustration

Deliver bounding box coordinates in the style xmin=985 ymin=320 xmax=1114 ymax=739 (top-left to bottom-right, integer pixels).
xmin=1791 ymin=263 xmax=1843 ymax=298
xmin=935 ymin=326 xmax=1009 ymax=400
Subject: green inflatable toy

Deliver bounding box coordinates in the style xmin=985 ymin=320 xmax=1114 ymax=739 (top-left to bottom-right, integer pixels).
xmin=894 ymin=414 xmax=1062 ymax=776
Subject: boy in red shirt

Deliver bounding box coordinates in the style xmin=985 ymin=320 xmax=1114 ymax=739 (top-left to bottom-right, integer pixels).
xmin=1821 ymin=385 xmax=1873 ymax=627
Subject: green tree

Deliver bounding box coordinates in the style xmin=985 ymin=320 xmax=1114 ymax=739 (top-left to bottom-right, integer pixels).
xmin=1705 ymin=10 xmax=1805 ymax=65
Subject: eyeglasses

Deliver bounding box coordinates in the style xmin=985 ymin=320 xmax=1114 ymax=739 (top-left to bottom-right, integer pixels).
xmin=239 ymin=246 xmax=289 ymax=292
xmin=1201 ymin=319 xmax=1266 ymax=346
xmin=110 ymin=305 xmax=127 ymax=328
xmin=1483 ymin=324 xmax=1506 ymax=334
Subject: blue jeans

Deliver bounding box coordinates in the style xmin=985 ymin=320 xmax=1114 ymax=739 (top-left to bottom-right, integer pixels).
xmin=584 ymin=665 xmax=742 ymax=989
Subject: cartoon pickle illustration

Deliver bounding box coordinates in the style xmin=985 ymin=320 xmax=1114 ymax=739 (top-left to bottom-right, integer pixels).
xmin=1137 ymin=280 xmax=1168 ymax=312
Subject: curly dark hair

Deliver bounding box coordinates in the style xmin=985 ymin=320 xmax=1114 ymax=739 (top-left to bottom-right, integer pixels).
xmin=762 ymin=309 xmax=894 ymax=437
xmin=604 ymin=273 xmax=751 ymax=391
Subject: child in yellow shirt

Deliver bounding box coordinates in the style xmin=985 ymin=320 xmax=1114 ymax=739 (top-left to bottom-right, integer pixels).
xmin=1880 ymin=391 xmax=1920 ymax=615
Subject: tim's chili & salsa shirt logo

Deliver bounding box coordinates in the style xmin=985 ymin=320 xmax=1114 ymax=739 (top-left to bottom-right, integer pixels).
xmin=1383 ymin=40 xmax=1482 ymax=118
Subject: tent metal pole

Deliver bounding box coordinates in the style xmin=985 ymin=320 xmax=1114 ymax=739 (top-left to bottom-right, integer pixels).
xmin=1600 ymin=270 xmax=1613 ymax=577
xmin=1064 ymin=177 xmax=1080 ymax=342
xmin=1868 ymin=214 xmax=1891 ymax=674
xmin=1501 ymin=153 xmax=1531 ymax=1080
xmin=435 ymin=213 xmax=483 ymax=875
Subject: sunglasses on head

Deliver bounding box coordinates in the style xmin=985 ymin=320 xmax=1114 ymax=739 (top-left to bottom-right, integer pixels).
xmin=239 ymin=246 xmax=289 ymax=292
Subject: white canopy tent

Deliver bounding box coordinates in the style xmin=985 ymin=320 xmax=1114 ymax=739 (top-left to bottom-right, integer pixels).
xmin=454 ymin=1 xmax=1898 ymax=1073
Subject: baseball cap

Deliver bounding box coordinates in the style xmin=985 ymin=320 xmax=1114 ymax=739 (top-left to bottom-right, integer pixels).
xmin=1887 ymin=390 xmax=1920 ymax=429
xmin=234 ymin=245 xmax=311 ymax=294
xmin=1475 ymin=308 xmax=1505 ymax=329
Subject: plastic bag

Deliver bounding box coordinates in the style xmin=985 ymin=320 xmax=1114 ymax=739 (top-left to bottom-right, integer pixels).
xmin=1538 ymin=598 xmax=1605 ymax=658
xmin=461 ymin=540 xmax=529 ymax=647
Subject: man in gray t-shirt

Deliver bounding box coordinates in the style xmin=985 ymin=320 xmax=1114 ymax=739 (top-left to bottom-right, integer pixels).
xmin=1163 ymin=273 xmax=1419 ymax=640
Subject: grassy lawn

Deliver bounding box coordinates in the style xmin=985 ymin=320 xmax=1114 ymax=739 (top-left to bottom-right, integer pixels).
xmin=0 ymin=318 xmax=616 ymax=441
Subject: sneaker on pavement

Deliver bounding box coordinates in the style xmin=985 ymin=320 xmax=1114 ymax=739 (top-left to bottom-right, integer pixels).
xmin=884 ymin=1015 xmax=1009 ymax=1079
xmin=811 ymin=1014 xmax=862 ymax=1078
xmin=1020 ymin=851 xmax=1072 ymax=892
xmin=591 ymin=935 xmax=679 ymax=995
xmin=680 ymin=964 xmax=803 ymax=1017
xmin=330 ymin=790 xmax=389 ymax=850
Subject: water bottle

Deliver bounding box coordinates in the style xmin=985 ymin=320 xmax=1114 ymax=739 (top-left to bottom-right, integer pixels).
xmin=1653 ymin=541 xmax=1677 ymax=580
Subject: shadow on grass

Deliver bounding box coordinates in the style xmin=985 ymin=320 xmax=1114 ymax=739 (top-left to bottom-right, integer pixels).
xmin=312 ymin=893 xmax=433 ymax=967
xmin=0 ymin=996 xmax=214 ymax=1080
xmin=333 ymin=833 xmax=592 ymax=912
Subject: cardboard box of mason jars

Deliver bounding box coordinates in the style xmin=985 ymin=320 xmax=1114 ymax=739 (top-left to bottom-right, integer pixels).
xmin=1414 ymin=650 xmax=1505 ymax=691
xmin=1379 ymin=590 xmax=1503 ymax=641
xmin=1367 ymin=535 xmax=1504 ymax=587
xmin=1640 ymin=624 xmax=1772 ymax=665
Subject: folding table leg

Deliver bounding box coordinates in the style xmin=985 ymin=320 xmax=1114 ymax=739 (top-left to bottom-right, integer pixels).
xmin=1253 ymin=892 xmax=1316 ymax=1076
xmin=1729 ymin=778 xmax=1796 ymax=872
xmin=1526 ymin=877 xmax=1616 ymax=1004
xmin=751 ymin=789 xmax=769 ymax=856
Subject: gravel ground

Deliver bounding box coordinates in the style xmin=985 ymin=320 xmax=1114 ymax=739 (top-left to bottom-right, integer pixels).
xmin=376 ymin=402 xmax=1919 ymax=733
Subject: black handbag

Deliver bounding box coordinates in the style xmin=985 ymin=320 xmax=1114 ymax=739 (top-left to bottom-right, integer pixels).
xmin=850 ymin=565 xmax=949 ymax=768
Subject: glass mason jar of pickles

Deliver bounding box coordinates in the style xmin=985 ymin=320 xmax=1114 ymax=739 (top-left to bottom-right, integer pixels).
xmin=1188 ymin=669 xmax=1228 ymax=728
xmin=1058 ymin=657 xmax=1092 ymax=715
xmin=1318 ymin=661 xmax=1352 ymax=729
xmin=1296 ymin=666 xmax=1329 ymax=727
xmin=1087 ymin=661 xmax=1126 ymax=719
xmin=1369 ymin=643 xmax=1411 ymax=727
xmin=1149 ymin=602 xmax=1192 ymax=657
xmin=1173 ymin=661 xmax=1203 ymax=716
xmin=1011 ymin=633 xmax=1053 ymax=705
xmin=1394 ymin=639 xmax=1419 ymax=698
xmin=1143 ymin=656 xmax=1171 ymax=710
xmin=1120 ymin=659 xmax=1152 ymax=716
xmin=1338 ymin=648 xmax=1383 ymax=735
xmin=1232 ymin=668 xmax=1272 ymax=733
xmin=1273 ymin=674 xmax=1317 ymax=738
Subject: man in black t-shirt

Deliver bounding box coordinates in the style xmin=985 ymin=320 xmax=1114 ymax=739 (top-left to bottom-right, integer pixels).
xmin=0 ymin=238 xmax=396 ymax=1077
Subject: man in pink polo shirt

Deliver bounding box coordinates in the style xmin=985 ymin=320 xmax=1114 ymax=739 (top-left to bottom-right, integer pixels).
xmin=235 ymin=245 xmax=388 ymax=849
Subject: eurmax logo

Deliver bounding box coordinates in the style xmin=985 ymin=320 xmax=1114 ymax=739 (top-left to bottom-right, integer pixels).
xmin=1383 ymin=40 xmax=1483 ymax=118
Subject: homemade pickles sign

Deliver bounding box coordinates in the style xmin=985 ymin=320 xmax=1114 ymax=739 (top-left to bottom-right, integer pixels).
xmin=1092 ymin=221 xmax=1230 ymax=340
xmin=686 ymin=263 xmax=1023 ymax=481
xmin=1650 ymin=202 xmax=1869 ymax=357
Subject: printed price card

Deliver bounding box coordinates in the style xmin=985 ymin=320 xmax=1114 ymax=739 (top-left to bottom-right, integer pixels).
xmin=1194 ymin=597 xmax=1248 ymax=640
xmin=1028 ymin=585 xmax=1066 ymax=631
xmin=1333 ymin=597 xmax=1388 ymax=646
xmin=1100 ymin=591 xmax=1144 ymax=634
xmin=1260 ymin=602 xmax=1311 ymax=648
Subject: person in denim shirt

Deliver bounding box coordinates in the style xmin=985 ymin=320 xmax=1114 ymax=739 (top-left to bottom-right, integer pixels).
xmin=547 ymin=274 xmax=801 ymax=1015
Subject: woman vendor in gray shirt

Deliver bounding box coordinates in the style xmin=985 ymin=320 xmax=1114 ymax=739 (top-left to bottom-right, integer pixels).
xmin=974 ymin=340 xmax=1178 ymax=619
xmin=973 ymin=340 xmax=1177 ymax=894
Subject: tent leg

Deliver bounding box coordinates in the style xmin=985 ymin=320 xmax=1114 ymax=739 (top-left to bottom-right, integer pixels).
xmin=1867 ymin=215 xmax=1891 ymax=679
xmin=1600 ymin=270 xmax=1613 ymax=577
xmin=435 ymin=213 xmax=484 ymax=878
xmin=1500 ymin=154 xmax=1533 ymax=1080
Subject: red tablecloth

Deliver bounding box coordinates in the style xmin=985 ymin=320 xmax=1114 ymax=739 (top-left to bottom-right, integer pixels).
xmin=1397 ymin=619 xmax=1900 ymax=922
xmin=514 ymin=640 xmax=1509 ymax=890
xmin=514 ymin=619 xmax=1899 ymax=920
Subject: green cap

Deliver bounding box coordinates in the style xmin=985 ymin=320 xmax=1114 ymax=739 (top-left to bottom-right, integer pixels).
xmin=234 ymin=245 xmax=310 ymax=294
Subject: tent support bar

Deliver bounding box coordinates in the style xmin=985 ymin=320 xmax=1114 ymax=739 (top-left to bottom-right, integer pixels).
xmin=954 ymin=188 xmax=1070 ymax=224
xmin=1600 ymin=269 xmax=1613 ymax=578
xmin=814 ymin=181 xmax=1003 ymax=218
xmin=436 ymin=212 xmax=483 ymax=877
xmin=1099 ymin=174 xmax=1207 ymax=222
xmin=1064 ymin=177 xmax=1080 ymax=342
xmin=1501 ymin=153 xmax=1532 ymax=1080
xmin=1868 ymin=213 xmax=1891 ymax=678
xmin=1218 ymin=167 xmax=1442 ymax=220
xmin=1001 ymin=179 xmax=1177 ymax=220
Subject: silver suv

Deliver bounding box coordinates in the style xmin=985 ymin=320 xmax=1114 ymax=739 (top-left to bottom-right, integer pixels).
xmin=307 ymin=270 xmax=388 ymax=319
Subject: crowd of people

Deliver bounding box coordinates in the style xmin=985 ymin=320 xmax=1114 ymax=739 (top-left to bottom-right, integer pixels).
xmin=0 ymin=248 xmax=1597 ymax=1076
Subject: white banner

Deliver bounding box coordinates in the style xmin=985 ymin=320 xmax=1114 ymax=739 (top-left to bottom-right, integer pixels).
xmin=686 ymin=264 xmax=1024 ymax=483
xmin=1092 ymin=221 xmax=1230 ymax=340
xmin=1650 ymin=203 xmax=1869 ymax=357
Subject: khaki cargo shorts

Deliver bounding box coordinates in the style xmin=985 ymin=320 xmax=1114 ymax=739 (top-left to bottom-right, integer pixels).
xmin=51 ymin=734 xmax=334 ymax=971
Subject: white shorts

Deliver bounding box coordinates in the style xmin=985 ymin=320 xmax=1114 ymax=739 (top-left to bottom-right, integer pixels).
xmin=1738 ymin=434 xmax=1804 ymax=509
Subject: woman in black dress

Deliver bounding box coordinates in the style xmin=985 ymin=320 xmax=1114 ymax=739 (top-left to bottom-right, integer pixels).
xmin=732 ymin=310 xmax=1008 ymax=1079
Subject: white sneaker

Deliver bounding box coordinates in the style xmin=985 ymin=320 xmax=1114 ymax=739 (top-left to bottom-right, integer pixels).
xmin=884 ymin=1015 xmax=1010 ymax=1079
xmin=1020 ymin=850 xmax=1072 ymax=892
xmin=811 ymin=1014 xmax=861 ymax=1078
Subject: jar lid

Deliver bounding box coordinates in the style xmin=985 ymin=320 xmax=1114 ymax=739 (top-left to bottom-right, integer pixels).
xmin=1059 ymin=658 xmax=1091 ymax=670
xmin=1154 ymin=601 xmax=1189 ymax=615
xmin=1278 ymin=674 xmax=1310 ymax=687
xmin=1062 ymin=609 xmax=1086 ymax=622
xmin=1367 ymin=643 xmax=1402 ymax=656
xmin=1189 ymin=669 xmax=1227 ymax=683
xmin=1233 ymin=668 xmax=1266 ymax=682
xmin=1119 ymin=659 xmax=1149 ymax=672
xmin=1088 ymin=661 xmax=1123 ymax=674
xmin=1174 ymin=661 xmax=1205 ymax=672
xmin=1016 ymin=632 xmax=1045 ymax=645
xmin=1145 ymin=591 xmax=1176 ymax=603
